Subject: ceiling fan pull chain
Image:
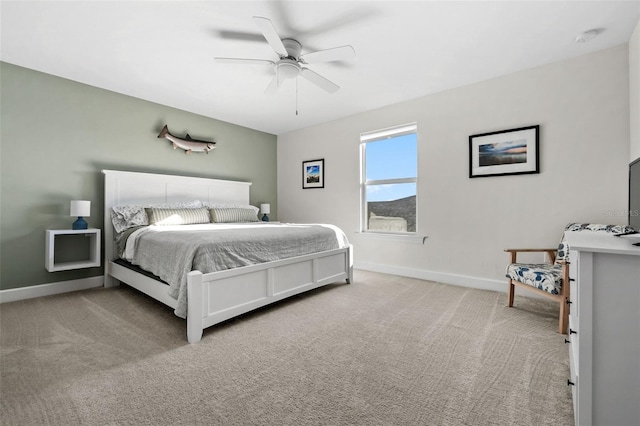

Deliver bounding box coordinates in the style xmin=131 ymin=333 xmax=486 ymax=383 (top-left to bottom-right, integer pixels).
xmin=296 ymin=78 xmax=299 ymax=116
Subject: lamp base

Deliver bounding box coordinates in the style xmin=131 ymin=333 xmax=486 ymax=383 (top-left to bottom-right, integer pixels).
xmin=72 ymin=217 xmax=88 ymax=230
xmin=261 ymin=214 xmax=269 ymax=222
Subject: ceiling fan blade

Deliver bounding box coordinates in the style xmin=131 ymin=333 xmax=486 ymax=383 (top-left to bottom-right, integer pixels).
xmin=252 ymin=16 xmax=287 ymax=57
xmin=214 ymin=30 xmax=265 ymax=43
xmin=301 ymin=45 xmax=355 ymax=64
xmin=301 ymin=68 xmax=339 ymax=94
xmin=215 ymin=57 xmax=275 ymax=66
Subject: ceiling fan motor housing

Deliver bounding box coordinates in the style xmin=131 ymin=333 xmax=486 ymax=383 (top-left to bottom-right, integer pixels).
xmin=275 ymin=39 xmax=303 ymax=80
xmin=282 ymin=38 xmax=302 ymax=59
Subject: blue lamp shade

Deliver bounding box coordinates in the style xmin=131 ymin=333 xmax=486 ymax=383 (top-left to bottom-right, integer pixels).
xmin=260 ymin=203 xmax=270 ymax=222
xmin=70 ymin=200 xmax=90 ymax=230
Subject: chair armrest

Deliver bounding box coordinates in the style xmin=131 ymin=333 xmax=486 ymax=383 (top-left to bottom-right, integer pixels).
xmin=504 ymin=248 xmax=557 ymax=264
xmin=504 ymin=248 xmax=558 ymax=253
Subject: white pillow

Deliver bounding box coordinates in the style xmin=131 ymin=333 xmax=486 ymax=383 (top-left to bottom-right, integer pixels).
xmin=210 ymin=207 xmax=259 ymax=223
xmin=147 ymin=207 xmax=211 ymax=226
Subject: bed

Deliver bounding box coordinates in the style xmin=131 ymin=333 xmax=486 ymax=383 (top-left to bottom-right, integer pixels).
xmin=103 ymin=170 xmax=353 ymax=343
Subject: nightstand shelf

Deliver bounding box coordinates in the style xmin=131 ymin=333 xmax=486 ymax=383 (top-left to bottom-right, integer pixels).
xmin=45 ymin=228 xmax=101 ymax=272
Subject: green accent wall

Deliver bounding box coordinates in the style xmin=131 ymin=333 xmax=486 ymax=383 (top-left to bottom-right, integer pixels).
xmin=0 ymin=62 xmax=277 ymax=290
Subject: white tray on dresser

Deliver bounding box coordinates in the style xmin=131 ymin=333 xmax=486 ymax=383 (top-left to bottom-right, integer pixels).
xmin=565 ymin=231 xmax=640 ymax=426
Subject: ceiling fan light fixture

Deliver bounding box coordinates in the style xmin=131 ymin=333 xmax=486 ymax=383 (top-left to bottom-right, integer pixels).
xmin=277 ymin=60 xmax=301 ymax=79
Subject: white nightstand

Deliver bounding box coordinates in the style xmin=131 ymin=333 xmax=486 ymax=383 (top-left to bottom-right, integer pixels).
xmin=45 ymin=228 xmax=101 ymax=272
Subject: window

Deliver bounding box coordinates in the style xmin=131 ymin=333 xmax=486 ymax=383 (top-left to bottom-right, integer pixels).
xmin=360 ymin=123 xmax=417 ymax=234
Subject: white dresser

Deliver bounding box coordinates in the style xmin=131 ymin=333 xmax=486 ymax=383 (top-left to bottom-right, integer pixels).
xmin=565 ymin=231 xmax=640 ymax=426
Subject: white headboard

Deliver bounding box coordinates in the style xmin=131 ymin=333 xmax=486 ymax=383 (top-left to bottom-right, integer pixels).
xmin=102 ymin=169 xmax=252 ymax=267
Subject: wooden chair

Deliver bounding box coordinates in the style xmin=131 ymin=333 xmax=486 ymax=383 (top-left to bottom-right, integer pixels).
xmin=505 ymin=223 xmax=635 ymax=334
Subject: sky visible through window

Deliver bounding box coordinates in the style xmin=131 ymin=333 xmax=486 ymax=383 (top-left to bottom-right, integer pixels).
xmin=365 ymin=133 xmax=417 ymax=202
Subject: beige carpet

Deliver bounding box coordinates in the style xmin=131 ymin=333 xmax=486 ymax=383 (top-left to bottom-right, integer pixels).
xmin=1 ymin=270 xmax=573 ymax=425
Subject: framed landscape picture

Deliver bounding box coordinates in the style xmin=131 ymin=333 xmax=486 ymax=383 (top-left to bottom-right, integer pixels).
xmin=469 ymin=125 xmax=539 ymax=178
xmin=303 ymin=159 xmax=324 ymax=189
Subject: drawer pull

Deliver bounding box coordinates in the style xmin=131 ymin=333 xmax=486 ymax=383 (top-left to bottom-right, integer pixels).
xmin=568 ymin=379 xmax=575 ymax=386
xmin=570 ymin=329 xmax=577 ymax=335
xmin=564 ymin=339 xmax=571 ymax=344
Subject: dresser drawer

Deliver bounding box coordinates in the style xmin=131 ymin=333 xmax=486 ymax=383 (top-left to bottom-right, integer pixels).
xmin=568 ymin=250 xmax=577 ymax=277
xmin=568 ymin=316 xmax=579 ymax=371
xmin=569 ymin=343 xmax=578 ymax=424
xmin=568 ymin=250 xmax=578 ymax=319
xmin=569 ymin=279 xmax=578 ymax=321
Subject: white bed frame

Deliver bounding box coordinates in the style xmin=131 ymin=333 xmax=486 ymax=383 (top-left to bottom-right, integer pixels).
xmin=103 ymin=170 xmax=353 ymax=343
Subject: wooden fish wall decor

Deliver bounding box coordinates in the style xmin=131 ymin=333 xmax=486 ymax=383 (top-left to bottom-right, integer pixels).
xmin=157 ymin=125 xmax=216 ymax=154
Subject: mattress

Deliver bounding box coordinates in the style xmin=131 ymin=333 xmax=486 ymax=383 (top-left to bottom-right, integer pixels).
xmin=118 ymin=222 xmax=349 ymax=317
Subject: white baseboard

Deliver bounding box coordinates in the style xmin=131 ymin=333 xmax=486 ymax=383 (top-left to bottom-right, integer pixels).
xmin=354 ymin=261 xmax=507 ymax=294
xmin=0 ymin=265 xmax=536 ymax=304
xmin=0 ymin=276 xmax=104 ymax=303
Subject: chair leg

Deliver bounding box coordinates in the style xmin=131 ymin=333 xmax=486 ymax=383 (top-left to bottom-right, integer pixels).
xmin=558 ymin=297 xmax=569 ymax=334
xmin=507 ymin=280 xmax=515 ymax=307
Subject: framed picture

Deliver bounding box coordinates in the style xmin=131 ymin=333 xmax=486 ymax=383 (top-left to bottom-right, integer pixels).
xmin=469 ymin=125 xmax=539 ymax=178
xmin=302 ymin=159 xmax=324 ymax=189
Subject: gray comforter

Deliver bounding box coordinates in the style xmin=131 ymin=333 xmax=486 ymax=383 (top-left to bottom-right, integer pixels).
xmin=125 ymin=223 xmax=349 ymax=318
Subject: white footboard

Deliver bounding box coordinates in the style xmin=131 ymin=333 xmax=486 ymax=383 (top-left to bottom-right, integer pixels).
xmin=186 ymin=245 xmax=352 ymax=343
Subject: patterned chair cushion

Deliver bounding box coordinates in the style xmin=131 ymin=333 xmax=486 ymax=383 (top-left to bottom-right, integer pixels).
xmin=506 ymin=263 xmax=563 ymax=295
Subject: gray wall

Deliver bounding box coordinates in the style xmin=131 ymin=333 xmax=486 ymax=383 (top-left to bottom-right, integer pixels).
xmin=277 ymin=45 xmax=630 ymax=288
xmin=0 ymin=62 xmax=277 ymax=290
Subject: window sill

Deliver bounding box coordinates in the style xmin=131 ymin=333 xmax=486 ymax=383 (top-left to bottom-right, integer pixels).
xmin=354 ymin=232 xmax=427 ymax=245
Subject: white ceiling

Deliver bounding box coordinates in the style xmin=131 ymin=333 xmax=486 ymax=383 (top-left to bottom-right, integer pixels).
xmin=2 ymin=1 xmax=639 ymax=135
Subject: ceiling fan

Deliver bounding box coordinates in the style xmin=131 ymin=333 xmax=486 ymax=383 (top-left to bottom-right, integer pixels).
xmin=215 ymin=16 xmax=355 ymax=95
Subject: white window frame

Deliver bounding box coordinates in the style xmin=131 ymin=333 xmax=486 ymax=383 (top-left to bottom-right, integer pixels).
xmin=360 ymin=123 xmax=418 ymax=237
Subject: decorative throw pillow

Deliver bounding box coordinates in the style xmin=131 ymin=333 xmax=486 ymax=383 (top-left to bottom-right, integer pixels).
xmin=111 ymin=206 xmax=148 ymax=233
xmin=210 ymin=207 xmax=259 ymax=223
xmin=556 ymin=222 xmax=636 ymax=263
xmin=564 ymin=223 xmax=634 ymax=234
xmin=146 ymin=207 xmax=211 ymax=226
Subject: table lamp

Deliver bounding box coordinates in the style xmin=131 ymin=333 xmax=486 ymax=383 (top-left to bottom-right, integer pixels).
xmin=70 ymin=200 xmax=90 ymax=230
xmin=260 ymin=203 xmax=270 ymax=222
